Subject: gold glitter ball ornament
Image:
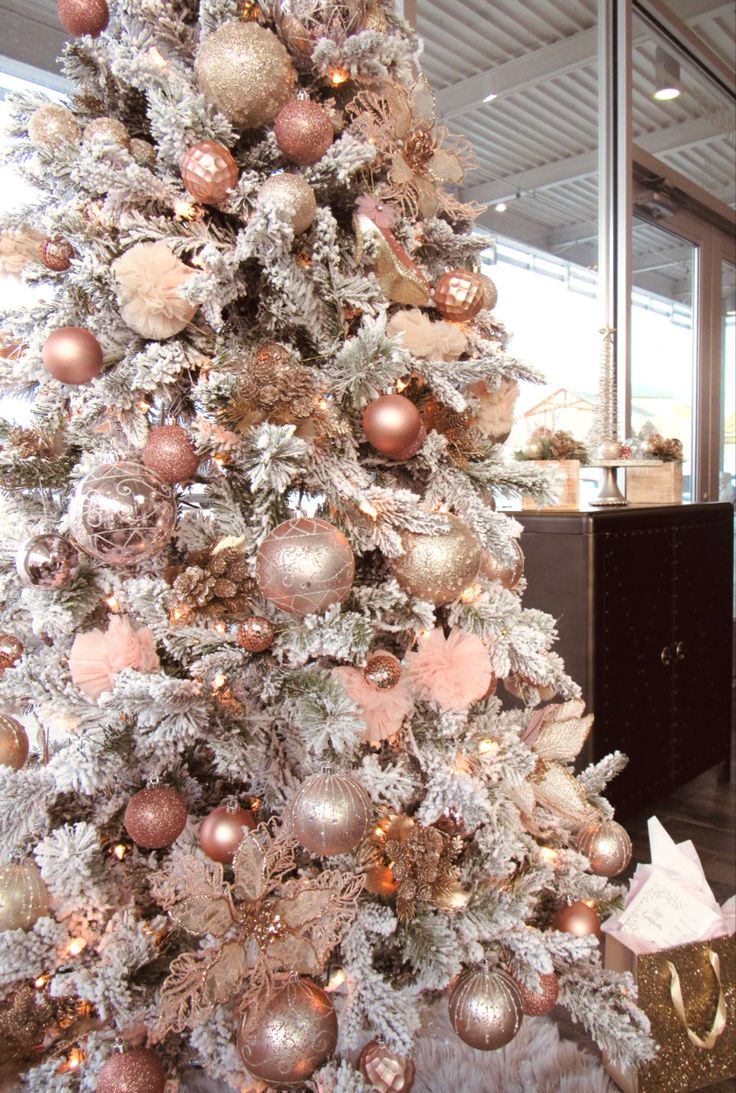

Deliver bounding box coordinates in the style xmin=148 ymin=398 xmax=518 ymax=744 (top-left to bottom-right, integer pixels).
xmin=552 ymin=900 xmax=601 ymax=937
xmin=0 ymin=714 xmax=29 ymax=770
xmin=40 ymin=236 xmax=75 ymax=272
xmin=389 ymin=514 xmax=481 ymax=606
xmin=480 ymin=539 xmax=524 ymax=591
xmin=57 ymin=0 xmax=109 ymax=37
xmin=130 ymin=138 xmax=156 ymax=168
xmin=478 ymin=273 xmax=498 ymax=311
xmin=358 ymin=1039 xmax=416 ymax=1092
xmin=237 ymin=616 xmax=275 ymax=653
xmin=0 ymin=635 xmax=24 ymax=672
xmin=97 ymin=1047 xmax=166 ymax=1093
xmin=434 ymin=269 xmax=485 ymax=322
xmin=123 ymin=785 xmax=188 ymax=849
xmin=362 ymin=3 xmax=388 ymax=31
xmin=575 ymin=817 xmax=632 ymax=877
xmin=291 ymin=771 xmax=372 ymax=856
xmin=363 ymin=652 xmax=401 ymax=690
xmin=448 ymin=967 xmax=523 ymax=1051
xmin=142 ymin=424 xmax=200 ymax=484
xmin=237 ymin=977 xmax=338 ymax=1087
xmin=0 ymin=860 xmax=49 ymax=931
xmin=195 ymin=22 xmax=295 ymax=129
xmin=256 ymin=516 xmax=354 ymax=616
xmin=274 ymin=100 xmax=334 ymax=165
xmin=28 ymin=105 xmax=81 ymax=147
xmin=83 ymin=116 xmax=131 ymax=149
xmin=181 ymin=140 xmax=238 ymax=205
xmin=512 ymin=970 xmax=559 ymax=1016
xmin=257 ymin=172 xmax=317 ymax=235
xmin=15 ymin=533 xmax=80 ymax=590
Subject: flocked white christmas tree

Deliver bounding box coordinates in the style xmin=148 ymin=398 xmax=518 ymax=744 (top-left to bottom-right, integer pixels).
xmin=0 ymin=1 xmax=653 ymax=1089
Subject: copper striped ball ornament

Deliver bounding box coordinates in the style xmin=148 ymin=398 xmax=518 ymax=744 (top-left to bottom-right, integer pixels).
xmin=291 ymin=772 xmax=372 ymax=856
xmin=448 ymin=967 xmax=523 ymax=1050
xmin=0 ymin=714 xmax=29 ymax=770
xmin=181 ymin=140 xmax=238 ymax=205
xmin=0 ymin=860 xmax=49 ymax=931
xmin=575 ymin=817 xmax=632 ymax=877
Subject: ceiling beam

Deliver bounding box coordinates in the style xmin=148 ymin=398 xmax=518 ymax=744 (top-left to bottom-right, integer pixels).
xmin=0 ymin=5 xmax=67 ymax=89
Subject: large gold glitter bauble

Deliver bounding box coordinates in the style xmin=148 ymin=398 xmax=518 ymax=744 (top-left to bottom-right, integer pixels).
xmin=448 ymin=967 xmax=523 ymax=1051
xmin=434 ymin=269 xmax=485 ymax=322
xmin=389 ymin=515 xmax=481 ymax=605
xmin=0 ymin=860 xmax=49 ymax=931
xmin=358 ymin=1039 xmax=415 ymax=1092
xmin=238 ymin=977 xmax=338 ymax=1087
xmin=291 ymin=771 xmax=372 ymax=856
xmin=28 ymin=105 xmax=80 ymax=147
xmin=0 ymin=635 xmax=23 ymax=672
xmin=512 ymin=970 xmax=559 ymax=1016
xmin=552 ymin=900 xmax=601 ymax=937
xmin=258 ymin=172 xmax=317 ymax=235
xmin=480 ymin=539 xmax=524 ymax=590
xmin=575 ymin=818 xmax=632 ymax=877
xmin=195 ymin=22 xmax=295 ymax=129
xmin=181 ymin=140 xmax=238 ymax=205
xmin=478 ymin=273 xmax=498 ymax=311
xmin=83 ymin=116 xmax=131 ymax=149
xmin=123 ymin=785 xmax=188 ymax=849
xmin=97 ymin=1047 xmax=167 ymax=1093
xmin=256 ymin=516 xmax=354 ymax=616
xmin=0 ymin=715 xmax=28 ymax=771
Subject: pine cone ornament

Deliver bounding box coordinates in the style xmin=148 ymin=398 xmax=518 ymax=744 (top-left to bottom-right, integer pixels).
xmin=386 ymin=823 xmax=464 ymax=921
xmin=173 ymin=566 xmax=216 ymax=607
xmin=171 ymin=546 xmax=254 ymax=621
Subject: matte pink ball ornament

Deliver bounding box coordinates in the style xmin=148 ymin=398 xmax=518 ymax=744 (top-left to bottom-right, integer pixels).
xmin=363 ymin=394 xmax=422 ymax=458
xmin=42 ymin=327 xmax=103 ymax=385
xmin=199 ymin=803 xmax=255 ymax=864
xmin=274 ymin=100 xmax=334 ymax=165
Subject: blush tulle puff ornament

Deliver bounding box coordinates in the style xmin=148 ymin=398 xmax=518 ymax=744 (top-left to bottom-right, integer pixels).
xmin=403 ymin=627 xmax=493 ymax=710
xmin=69 ymin=615 xmax=160 ymax=700
xmin=333 ymin=657 xmax=414 ymax=742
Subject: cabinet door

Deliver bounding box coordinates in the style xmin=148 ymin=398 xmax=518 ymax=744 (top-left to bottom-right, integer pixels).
xmin=593 ymin=521 xmax=676 ymax=814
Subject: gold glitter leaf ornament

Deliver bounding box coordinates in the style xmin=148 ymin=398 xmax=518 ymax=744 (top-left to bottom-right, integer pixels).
xmin=195 ymin=22 xmax=295 ymax=129
xmin=513 ymin=700 xmax=599 ymax=827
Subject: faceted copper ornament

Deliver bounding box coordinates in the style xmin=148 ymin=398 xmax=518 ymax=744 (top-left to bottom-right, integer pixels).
xmin=575 ymin=818 xmax=632 ymax=878
xmin=358 ymin=1039 xmax=416 ymax=1093
xmin=39 ymin=237 xmax=75 ymax=271
xmin=552 ymin=900 xmax=601 ymax=938
xmin=274 ymin=100 xmax=333 ymax=166
xmin=433 ymin=269 xmax=485 ymax=322
xmin=237 ymin=616 xmax=275 ymax=653
xmin=0 ymin=714 xmax=29 ymax=771
xmin=97 ymin=1047 xmax=166 ymax=1093
xmin=363 ymin=653 xmax=401 ymax=690
xmin=0 ymin=634 xmax=24 ymax=671
xmin=123 ymin=785 xmax=188 ymax=849
xmin=57 ymin=0 xmax=109 ymax=37
xmin=181 ymin=140 xmax=238 ymax=205
xmin=448 ymin=967 xmax=523 ymax=1051
xmin=512 ymin=970 xmax=559 ymax=1016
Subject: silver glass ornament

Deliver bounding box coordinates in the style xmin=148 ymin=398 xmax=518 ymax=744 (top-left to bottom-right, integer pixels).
xmin=15 ymin=533 xmax=80 ymax=590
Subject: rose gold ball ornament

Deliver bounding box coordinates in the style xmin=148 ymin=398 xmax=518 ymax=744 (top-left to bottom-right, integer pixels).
xmin=39 ymin=237 xmax=75 ymax=272
xmin=480 ymin=539 xmax=524 ymax=591
xmin=363 ymin=394 xmax=422 ymax=458
xmin=552 ymin=901 xmax=601 ymax=938
xmin=389 ymin=515 xmax=481 ymax=606
xmin=291 ymin=771 xmax=372 ymax=856
xmin=238 ymin=977 xmax=337 ymax=1087
xmin=15 ymin=533 xmax=80 ymax=590
xmin=257 ymin=172 xmax=317 ymax=235
xmin=195 ymin=22 xmax=295 ymax=129
xmin=68 ymin=460 xmax=177 ymax=565
xmin=0 ymin=715 xmax=29 ymax=771
xmin=142 ymin=424 xmax=200 ymax=484
xmin=97 ymin=1047 xmax=166 ymax=1093
xmin=199 ymin=802 xmax=255 ymax=864
xmin=0 ymin=635 xmax=24 ymax=672
xmin=256 ymin=516 xmax=354 ymax=616
xmin=0 ymin=860 xmax=49 ymax=931
xmin=275 ymin=100 xmax=333 ymax=166
xmin=434 ymin=269 xmax=485 ymax=322
xmin=512 ymin=970 xmax=559 ymax=1017
xmin=575 ymin=818 xmax=632 ymax=878
xmin=83 ymin=116 xmax=131 ymax=150
xmin=42 ymin=327 xmax=103 ymax=385
xmin=181 ymin=140 xmax=238 ymax=205
xmin=123 ymin=785 xmax=188 ymax=849
xmin=363 ymin=653 xmax=401 ymax=690
xmin=478 ymin=273 xmax=498 ymax=311
xmin=358 ymin=1039 xmax=416 ymax=1093
xmin=57 ymin=0 xmax=109 ymax=37
xmin=130 ymin=138 xmax=156 ymax=168
xmin=237 ymin=616 xmax=275 ymax=653
xmin=448 ymin=967 xmax=523 ymax=1051
xmin=28 ymin=105 xmax=81 ymax=147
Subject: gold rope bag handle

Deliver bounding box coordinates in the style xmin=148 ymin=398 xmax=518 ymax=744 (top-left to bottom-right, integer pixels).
xmin=666 ymin=949 xmax=728 ymax=1050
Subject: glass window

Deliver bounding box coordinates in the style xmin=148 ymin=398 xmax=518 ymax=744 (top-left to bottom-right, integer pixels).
xmin=721 ymin=260 xmax=736 ymax=503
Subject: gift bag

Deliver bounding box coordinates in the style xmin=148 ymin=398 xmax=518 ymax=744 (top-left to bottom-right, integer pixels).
xmin=605 ymin=932 xmax=735 ymax=1092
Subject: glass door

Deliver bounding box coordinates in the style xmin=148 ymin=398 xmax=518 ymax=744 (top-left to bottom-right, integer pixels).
xmin=721 ymin=260 xmax=735 ymax=503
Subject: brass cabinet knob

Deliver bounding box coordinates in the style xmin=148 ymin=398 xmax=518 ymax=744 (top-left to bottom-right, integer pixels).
xmin=661 ymin=646 xmax=674 ymax=666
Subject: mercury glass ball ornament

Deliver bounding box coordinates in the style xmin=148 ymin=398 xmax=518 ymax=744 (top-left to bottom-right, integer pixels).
xmin=274 ymin=100 xmax=334 ymax=165
xmin=195 ymin=21 xmax=295 ymax=129
xmin=199 ymin=802 xmax=255 ymax=864
xmin=181 ymin=140 xmax=238 ymax=205
xmin=575 ymin=817 xmax=632 ymax=878
xmin=363 ymin=394 xmax=423 ymax=458
xmin=434 ymin=269 xmax=485 ymax=322
xmin=0 ymin=860 xmax=49 ymax=931
xmin=16 ymin=533 xmax=80 ymax=590
xmin=552 ymin=900 xmax=601 ymax=938
xmin=97 ymin=1047 xmax=166 ymax=1093
xmin=123 ymin=785 xmax=188 ymax=849
xmin=28 ymin=104 xmax=80 ymax=147
xmin=57 ymin=0 xmax=109 ymax=37
xmin=0 ymin=715 xmax=29 ymax=771
xmin=480 ymin=539 xmax=524 ymax=591
xmin=142 ymin=424 xmax=200 ymax=484
xmin=597 ymin=439 xmax=621 ymax=460
xmin=358 ymin=1039 xmax=416 ymax=1092
xmin=238 ymin=977 xmax=337 ymax=1087
xmin=83 ymin=116 xmax=131 ymax=150
xmin=40 ymin=236 xmax=75 ymax=272
xmin=42 ymin=326 xmax=103 ymax=385
xmin=389 ymin=515 xmax=481 ymax=606
xmin=512 ymin=970 xmax=559 ymax=1017
xmin=291 ymin=771 xmax=372 ymax=856
xmin=68 ymin=460 xmax=177 ymax=565
xmin=256 ymin=516 xmax=354 ymax=617
xmin=236 ymin=616 xmax=275 ymax=653
xmin=448 ymin=967 xmax=523 ymax=1051
xmin=257 ymin=172 xmax=317 ymax=235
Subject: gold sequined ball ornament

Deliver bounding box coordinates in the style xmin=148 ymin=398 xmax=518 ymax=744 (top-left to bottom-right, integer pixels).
xmin=96 ymin=1047 xmax=166 ymax=1093
xmin=256 ymin=516 xmax=354 ymax=616
xmin=0 ymin=714 xmax=29 ymax=770
xmin=291 ymin=771 xmax=372 ymax=856
xmin=195 ymin=22 xmax=295 ymax=129
xmin=274 ymin=100 xmax=334 ymax=165
xmin=575 ymin=817 xmax=632 ymax=877
xmin=237 ymin=616 xmax=275 ymax=653
xmin=448 ymin=967 xmax=523 ymax=1051
xmin=181 ymin=140 xmax=238 ymax=205
xmin=83 ymin=116 xmax=131 ymax=150
xmin=358 ymin=1039 xmax=416 ymax=1092
xmin=0 ymin=635 xmax=24 ymax=672
xmin=363 ymin=652 xmax=401 ymax=690
xmin=39 ymin=236 xmax=75 ymax=272
xmin=512 ymin=970 xmax=559 ymax=1016
xmin=0 ymin=860 xmax=49 ymax=931
xmin=434 ymin=269 xmax=485 ymax=322
xmin=237 ymin=977 xmax=338 ymax=1087
xmin=28 ymin=105 xmax=80 ymax=147
xmin=257 ymin=172 xmax=317 ymax=235
xmin=389 ymin=514 xmax=481 ymax=605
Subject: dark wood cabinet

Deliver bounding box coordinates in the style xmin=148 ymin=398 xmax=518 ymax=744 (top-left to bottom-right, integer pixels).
xmin=514 ymin=503 xmax=733 ymax=816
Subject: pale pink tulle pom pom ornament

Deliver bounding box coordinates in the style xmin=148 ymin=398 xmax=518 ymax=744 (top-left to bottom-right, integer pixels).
xmin=403 ymin=627 xmax=493 ymax=710
xmin=333 ymin=661 xmax=414 ymax=742
xmin=69 ymin=615 xmax=160 ymax=700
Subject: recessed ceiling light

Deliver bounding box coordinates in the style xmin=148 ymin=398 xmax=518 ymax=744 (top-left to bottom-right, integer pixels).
xmin=495 ymin=202 xmax=507 ymax=212
xmin=653 ymin=86 xmax=681 ymax=100
xmin=483 ymin=92 xmax=497 ymax=103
